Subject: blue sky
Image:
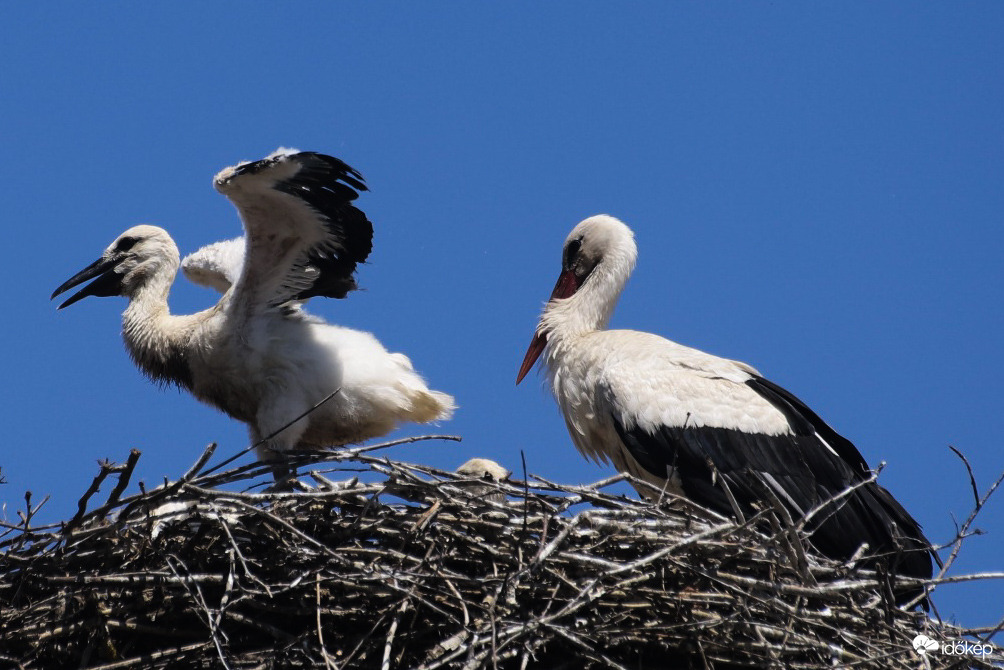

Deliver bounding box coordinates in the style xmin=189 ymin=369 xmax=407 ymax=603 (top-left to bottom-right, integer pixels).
xmin=3 ymin=4 xmax=1001 ymax=628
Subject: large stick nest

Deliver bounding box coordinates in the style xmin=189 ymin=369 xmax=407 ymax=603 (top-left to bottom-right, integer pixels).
xmin=1 ymin=439 xmax=1001 ymax=669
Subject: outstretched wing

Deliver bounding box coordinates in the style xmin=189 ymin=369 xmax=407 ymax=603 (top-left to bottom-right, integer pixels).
xmin=181 ymin=237 xmax=244 ymax=293
xmin=214 ymin=148 xmax=373 ymax=318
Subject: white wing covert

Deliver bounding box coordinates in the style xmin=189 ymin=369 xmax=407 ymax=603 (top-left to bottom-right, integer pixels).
xmin=214 ymin=148 xmax=373 ymax=320
xmin=181 ymin=237 xmax=244 ymax=293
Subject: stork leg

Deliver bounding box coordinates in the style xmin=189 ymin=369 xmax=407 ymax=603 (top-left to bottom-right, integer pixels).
xmin=253 ymin=396 xmax=314 ymax=486
xmin=247 ymin=426 xmax=296 ymax=486
xmin=268 ymin=459 xmax=296 ymax=486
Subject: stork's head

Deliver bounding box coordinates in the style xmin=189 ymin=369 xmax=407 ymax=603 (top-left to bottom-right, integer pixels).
xmin=455 ymin=457 xmax=512 ymax=504
xmin=51 ymin=225 xmax=180 ymax=309
xmin=517 ymin=215 xmax=637 ymax=383
xmin=456 ymin=457 xmax=512 ymax=483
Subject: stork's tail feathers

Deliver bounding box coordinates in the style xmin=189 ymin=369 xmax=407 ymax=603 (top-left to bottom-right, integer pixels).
xmin=404 ymin=388 xmax=456 ymax=424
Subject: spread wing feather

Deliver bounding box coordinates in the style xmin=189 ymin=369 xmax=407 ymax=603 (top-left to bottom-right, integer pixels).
xmin=213 ymin=149 xmax=373 ymax=320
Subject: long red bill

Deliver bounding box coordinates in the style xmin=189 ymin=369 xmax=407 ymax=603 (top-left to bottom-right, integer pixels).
xmin=516 ymin=330 xmax=547 ymax=384
xmin=516 ymin=269 xmax=580 ymax=384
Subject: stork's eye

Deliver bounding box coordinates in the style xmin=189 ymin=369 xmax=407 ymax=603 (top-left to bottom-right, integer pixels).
xmin=564 ymin=237 xmax=582 ymax=268
xmin=115 ymin=237 xmax=139 ymax=253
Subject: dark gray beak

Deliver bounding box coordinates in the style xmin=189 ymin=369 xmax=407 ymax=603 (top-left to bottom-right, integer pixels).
xmin=51 ymin=256 xmax=125 ymax=309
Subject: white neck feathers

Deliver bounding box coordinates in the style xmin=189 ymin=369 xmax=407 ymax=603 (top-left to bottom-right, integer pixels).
xmin=540 ymin=217 xmax=637 ymax=343
xmin=121 ymin=263 xmax=195 ymax=390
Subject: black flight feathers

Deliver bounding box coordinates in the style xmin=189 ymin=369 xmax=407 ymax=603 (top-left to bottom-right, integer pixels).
xmin=746 ymin=376 xmax=871 ymax=477
xmin=242 ymin=151 xmax=375 ymax=301
xmin=610 ymin=375 xmax=934 ymax=594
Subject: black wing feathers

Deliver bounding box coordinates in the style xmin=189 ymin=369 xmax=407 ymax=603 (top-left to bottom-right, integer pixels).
xmin=614 ymin=421 xmax=677 ymax=481
xmin=610 ymin=374 xmax=934 ymax=592
xmin=281 ymin=153 xmax=373 ymax=301
xmin=613 ymin=419 xmax=860 ymax=526
xmin=744 ymin=375 xmax=934 ymax=575
xmin=746 ymin=376 xmax=870 ymax=476
xmin=239 ymin=151 xmax=374 ymax=302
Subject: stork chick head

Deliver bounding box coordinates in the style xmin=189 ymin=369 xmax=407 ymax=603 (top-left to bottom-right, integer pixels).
xmin=51 ymin=225 xmax=180 ymax=308
xmin=456 ymin=457 xmax=512 ymax=483
xmin=517 ymin=215 xmax=637 ymax=384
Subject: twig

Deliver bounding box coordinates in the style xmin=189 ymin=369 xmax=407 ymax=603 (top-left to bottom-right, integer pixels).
xmin=164 ymin=554 xmax=232 ymax=669
xmin=182 ymin=443 xmax=218 ymax=482
xmin=521 ymin=449 xmax=530 ymax=537
xmin=65 ymin=460 xmax=117 ymax=530
xmin=381 ymin=597 xmax=408 ymax=670
xmin=104 ymin=449 xmax=141 ymax=508
xmin=950 ymin=445 xmax=981 ymax=509
xmin=906 ymin=465 xmax=1004 ymax=609
xmin=316 ymin=574 xmax=337 ymax=670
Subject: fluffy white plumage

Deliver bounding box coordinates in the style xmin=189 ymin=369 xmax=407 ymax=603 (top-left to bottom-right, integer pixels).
xmin=552 ymin=329 xmax=796 ymax=491
xmin=455 ymin=457 xmax=511 ymax=504
xmin=455 ymin=457 xmax=511 ymax=482
xmin=181 ymin=237 xmax=244 ymax=293
xmin=52 ymin=149 xmax=455 ymax=478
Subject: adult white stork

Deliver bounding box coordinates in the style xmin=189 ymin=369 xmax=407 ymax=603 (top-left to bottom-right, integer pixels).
xmin=52 ymin=149 xmax=455 ymax=479
xmin=517 ymin=214 xmax=934 ymax=603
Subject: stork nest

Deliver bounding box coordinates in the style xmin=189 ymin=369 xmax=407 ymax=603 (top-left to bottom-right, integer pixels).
xmin=1 ymin=438 xmax=1001 ymax=669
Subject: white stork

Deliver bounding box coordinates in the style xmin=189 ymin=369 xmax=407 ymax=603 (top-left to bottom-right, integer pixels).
xmin=517 ymin=214 xmax=934 ymax=602
xmin=52 ymin=149 xmax=455 ymax=479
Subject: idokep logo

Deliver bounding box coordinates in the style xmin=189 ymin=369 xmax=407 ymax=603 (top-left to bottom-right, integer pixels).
xmin=912 ymin=634 xmax=994 ymax=659
xmin=912 ymin=635 xmax=938 ymax=655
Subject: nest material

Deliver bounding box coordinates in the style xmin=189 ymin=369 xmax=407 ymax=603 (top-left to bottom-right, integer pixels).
xmin=1 ymin=441 xmax=1001 ymax=669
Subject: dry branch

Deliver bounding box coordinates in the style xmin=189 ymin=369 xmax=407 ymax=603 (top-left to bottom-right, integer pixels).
xmin=1 ymin=441 xmax=1001 ymax=669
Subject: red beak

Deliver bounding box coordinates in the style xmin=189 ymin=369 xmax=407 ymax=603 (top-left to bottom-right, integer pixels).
xmin=517 ymin=269 xmax=579 ymax=384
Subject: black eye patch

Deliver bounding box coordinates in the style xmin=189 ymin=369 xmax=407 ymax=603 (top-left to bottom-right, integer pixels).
xmin=564 ymin=237 xmax=582 ymax=268
xmin=115 ymin=237 xmax=139 ymax=253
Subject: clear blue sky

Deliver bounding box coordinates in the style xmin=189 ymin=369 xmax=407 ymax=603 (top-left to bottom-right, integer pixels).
xmin=3 ymin=4 xmax=1001 ymax=628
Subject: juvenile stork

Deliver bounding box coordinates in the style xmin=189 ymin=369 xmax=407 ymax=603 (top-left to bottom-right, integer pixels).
xmin=455 ymin=457 xmax=512 ymax=504
xmin=517 ymin=215 xmax=934 ymax=602
xmin=52 ymin=149 xmax=455 ymax=478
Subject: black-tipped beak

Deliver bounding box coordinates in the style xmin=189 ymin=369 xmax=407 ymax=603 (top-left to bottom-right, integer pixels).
xmin=51 ymin=256 xmax=124 ymax=309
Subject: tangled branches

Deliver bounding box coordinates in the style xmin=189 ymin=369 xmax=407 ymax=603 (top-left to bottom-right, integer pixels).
xmin=1 ymin=440 xmax=1001 ymax=669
